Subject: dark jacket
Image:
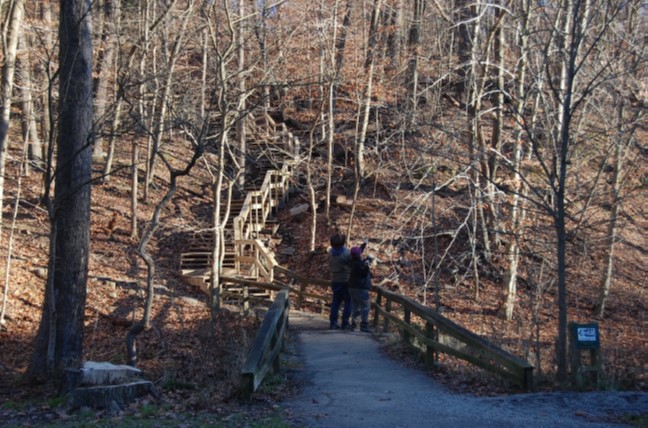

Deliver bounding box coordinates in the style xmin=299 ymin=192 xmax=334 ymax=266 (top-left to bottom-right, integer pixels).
xmin=348 ymin=258 xmax=371 ymax=290
xmin=328 ymin=247 xmax=352 ymax=283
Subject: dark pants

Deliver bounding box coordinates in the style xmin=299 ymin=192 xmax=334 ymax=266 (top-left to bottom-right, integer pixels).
xmin=349 ymin=288 xmax=370 ymax=329
xmin=330 ymin=281 xmax=351 ymax=329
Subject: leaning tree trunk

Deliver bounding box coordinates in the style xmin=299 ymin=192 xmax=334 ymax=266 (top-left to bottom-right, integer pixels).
xmin=28 ymin=0 xmax=93 ymax=393
xmin=127 ymin=142 xmax=203 ymax=366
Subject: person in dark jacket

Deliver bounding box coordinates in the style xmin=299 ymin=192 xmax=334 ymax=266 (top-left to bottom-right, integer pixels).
xmin=328 ymin=233 xmax=352 ymax=329
xmin=348 ymin=244 xmax=372 ymax=332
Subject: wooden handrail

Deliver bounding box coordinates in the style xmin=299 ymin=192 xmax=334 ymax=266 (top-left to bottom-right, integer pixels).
xmin=232 ymin=161 xmax=294 ymax=276
xmin=371 ymin=286 xmax=534 ymax=390
xmin=241 ymin=289 xmax=290 ymax=400
xmin=234 ymin=239 xmax=278 ymax=282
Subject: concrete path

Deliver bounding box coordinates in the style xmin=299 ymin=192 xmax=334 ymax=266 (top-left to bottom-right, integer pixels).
xmin=281 ymin=311 xmax=647 ymax=428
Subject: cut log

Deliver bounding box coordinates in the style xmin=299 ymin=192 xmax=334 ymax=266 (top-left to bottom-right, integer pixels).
xmin=69 ymin=381 xmax=157 ymax=410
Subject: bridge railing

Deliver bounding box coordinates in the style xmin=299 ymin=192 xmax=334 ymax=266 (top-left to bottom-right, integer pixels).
xmin=372 ymin=286 xmax=534 ymax=390
xmin=273 ymin=265 xmax=329 ymax=311
xmin=237 ymin=267 xmax=533 ymax=398
xmin=240 ymin=289 xmax=290 ymax=400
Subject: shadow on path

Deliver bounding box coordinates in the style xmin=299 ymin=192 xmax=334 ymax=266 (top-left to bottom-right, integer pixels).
xmin=282 ymin=311 xmax=647 ymax=428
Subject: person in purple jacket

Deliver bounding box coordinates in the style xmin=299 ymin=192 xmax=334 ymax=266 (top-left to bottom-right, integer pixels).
xmin=348 ymin=244 xmax=372 ymax=332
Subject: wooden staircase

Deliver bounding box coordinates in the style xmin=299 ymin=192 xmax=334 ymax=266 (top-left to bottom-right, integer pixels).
xmin=180 ymin=111 xmax=299 ymax=302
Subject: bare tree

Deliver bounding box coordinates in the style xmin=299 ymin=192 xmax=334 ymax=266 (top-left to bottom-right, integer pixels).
xmin=29 ymin=0 xmax=93 ymax=391
xmin=524 ymin=0 xmax=632 ymax=380
xmin=502 ymin=0 xmax=531 ymax=321
xmin=127 ymin=131 xmax=204 ymax=366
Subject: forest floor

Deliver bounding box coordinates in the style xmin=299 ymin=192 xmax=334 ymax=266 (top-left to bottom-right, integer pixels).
xmin=0 ymin=123 xmax=646 ymax=426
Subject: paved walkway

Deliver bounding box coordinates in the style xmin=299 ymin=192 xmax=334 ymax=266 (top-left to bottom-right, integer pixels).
xmin=281 ymin=311 xmax=647 ymax=428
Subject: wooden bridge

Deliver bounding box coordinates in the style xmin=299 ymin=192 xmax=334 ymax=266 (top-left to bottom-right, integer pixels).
xmin=179 ymin=112 xmax=534 ymax=400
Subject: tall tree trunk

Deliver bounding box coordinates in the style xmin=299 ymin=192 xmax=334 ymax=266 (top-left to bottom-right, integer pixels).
xmin=92 ymin=0 xmax=118 ymax=161
xmin=325 ymin=0 xmax=352 ymax=222
xmin=237 ymin=0 xmax=246 ymax=189
xmin=333 ymin=0 xmax=353 ymax=106
xmin=29 ymin=0 xmax=93 ymax=392
xmin=503 ymin=0 xmax=530 ymax=321
xmin=383 ymin=0 xmax=403 ymax=74
xmin=41 ymin=1 xmax=56 ymax=204
xmin=210 ymin=136 xmax=232 ymax=320
xmin=356 ymin=0 xmax=382 ymax=180
xmin=17 ymin=29 xmax=43 ymax=168
xmin=487 ymin=1 xmax=506 ymax=249
xmin=0 ymin=0 xmax=25 ymax=239
xmin=554 ymin=0 xmax=580 ymax=382
xmin=466 ymin=0 xmax=492 ymax=277
xmin=455 ymin=0 xmax=472 ymax=103
xmin=405 ymin=0 xmax=423 ymax=127
xmin=598 ymin=100 xmax=625 ymax=318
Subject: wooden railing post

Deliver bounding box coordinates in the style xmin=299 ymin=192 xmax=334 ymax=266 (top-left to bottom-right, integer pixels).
xmin=425 ymin=321 xmax=436 ymax=370
xmin=253 ymin=244 xmax=259 ymax=279
xmin=296 ymin=279 xmax=306 ymax=309
xmin=272 ymin=331 xmax=281 ymax=373
xmin=241 ymin=373 xmax=254 ymax=401
xmin=524 ymin=366 xmax=533 ymax=391
xmin=373 ymin=289 xmax=382 ymax=329
xmin=383 ymin=299 xmax=392 ymax=333
xmin=403 ymin=307 xmax=411 ymax=346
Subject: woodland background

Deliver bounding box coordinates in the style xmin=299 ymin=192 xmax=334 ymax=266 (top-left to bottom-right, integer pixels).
xmin=0 ymin=0 xmax=646 ymax=415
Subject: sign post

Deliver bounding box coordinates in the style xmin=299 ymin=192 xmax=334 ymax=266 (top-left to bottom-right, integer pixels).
xmin=569 ymin=322 xmax=602 ymax=389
